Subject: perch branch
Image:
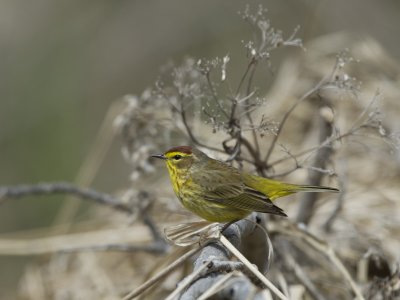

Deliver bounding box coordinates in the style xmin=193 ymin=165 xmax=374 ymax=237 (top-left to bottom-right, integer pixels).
xmin=178 ymin=214 xmax=285 ymax=300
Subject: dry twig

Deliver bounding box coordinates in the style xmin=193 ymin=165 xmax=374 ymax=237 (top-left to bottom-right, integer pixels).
xmin=0 ymin=182 xmax=132 ymax=213
xmin=269 ymin=220 xmax=365 ymax=299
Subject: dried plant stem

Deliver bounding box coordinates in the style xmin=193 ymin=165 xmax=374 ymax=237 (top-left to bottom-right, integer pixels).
xmin=235 ymin=58 xmax=256 ymax=100
xmin=179 ymin=105 xmax=223 ymax=154
xmin=282 ymin=245 xmax=326 ymax=300
xmin=264 ymin=78 xmax=327 ymax=165
xmin=219 ymin=235 xmax=288 ymax=300
xmin=270 ymin=221 xmax=365 ymax=300
xmin=244 ymin=59 xmax=261 ymax=157
xmin=264 ymin=52 xmax=343 ymax=166
xmin=122 ymin=247 xmax=201 ymax=300
xmin=276 ymin=271 xmax=290 ymax=299
xmin=268 ymin=129 xmax=355 ymax=168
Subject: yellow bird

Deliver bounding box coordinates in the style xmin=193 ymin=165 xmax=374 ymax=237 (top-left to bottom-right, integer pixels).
xmin=152 ymin=146 xmax=338 ymax=222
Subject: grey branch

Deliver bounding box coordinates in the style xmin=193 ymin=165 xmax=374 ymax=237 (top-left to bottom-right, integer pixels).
xmin=178 ymin=213 xmax=274 ymax=300
xmin=0 ymin=182 xmax=133 ymax=214
xmin=0 ymin=182 xmax=168 ymax=254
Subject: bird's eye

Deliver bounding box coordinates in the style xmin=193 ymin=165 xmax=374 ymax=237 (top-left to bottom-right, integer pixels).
xmin=173 ymin=155 xmax=182 ymax=160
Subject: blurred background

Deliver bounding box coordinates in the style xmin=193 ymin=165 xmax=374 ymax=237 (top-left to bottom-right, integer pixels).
xmin=1 ymin=0 xmax=399 ymax=298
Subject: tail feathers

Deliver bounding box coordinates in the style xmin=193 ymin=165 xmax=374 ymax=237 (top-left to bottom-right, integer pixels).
xmin=294 ymin=185 xmax=340 ymax=193
xmin=263 ymin=204 xmax=288 ymax=217
xmin=261 ymin=185 xmax=337 ymax=217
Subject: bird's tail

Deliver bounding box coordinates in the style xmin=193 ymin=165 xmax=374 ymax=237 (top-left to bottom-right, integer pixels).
xmin=243 ymin=174 xmax=339 ymax=201
xmin=270 ymin=183 xmax=339 ymax=200
xmin=293 ymin=185 xmax=340 ymax=193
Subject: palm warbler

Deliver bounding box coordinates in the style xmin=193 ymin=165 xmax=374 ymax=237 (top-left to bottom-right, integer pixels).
xmin=152 ymin=146 xmax=338 ymax=222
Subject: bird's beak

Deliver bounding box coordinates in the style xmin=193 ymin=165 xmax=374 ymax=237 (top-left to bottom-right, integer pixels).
xmin=151 ymin=153 xmax=167 ymax=160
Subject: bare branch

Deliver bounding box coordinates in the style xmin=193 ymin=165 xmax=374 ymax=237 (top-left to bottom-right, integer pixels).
xmin=264 ymin=78 xmax=328 ymax=165
xmin=268 ymin=129 xmax=354 ymax=168
xmin=0 ymin=182 xmax=169 ymax=257
xmin=235 ymin=58 xmax=256 ymax=98
xmin=263 ymin=50 xmax=347 ymax=166
xmin=180 ymin=103 xmax=224 ymax=154
xmin=0 ymin=182 xmax=132 ymax=214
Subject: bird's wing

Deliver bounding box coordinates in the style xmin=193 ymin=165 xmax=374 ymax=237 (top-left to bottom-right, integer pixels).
xmin=191 ymin=162 xmax=286 ymax=216
xmin=202 ymin=183 xmax=286 ymax=216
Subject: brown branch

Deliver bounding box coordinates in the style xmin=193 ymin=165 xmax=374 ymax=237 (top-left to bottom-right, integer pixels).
xmin=241 ymin=137 xmax=267 ymax=176
xmin=235 ymin=58 xmax=256 ymax=98
xmin=229 ymin=57 xmax=257 ymax=126
xmin=180 ymin=104 xmax=224 ymax=153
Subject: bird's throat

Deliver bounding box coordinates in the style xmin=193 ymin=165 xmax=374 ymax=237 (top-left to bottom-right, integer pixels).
xmin=166 ymin=163 xmax=188 ymax=195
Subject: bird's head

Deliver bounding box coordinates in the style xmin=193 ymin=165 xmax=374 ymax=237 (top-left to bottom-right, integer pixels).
xmin=151 ymin=146 xmax=206 ymax=173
